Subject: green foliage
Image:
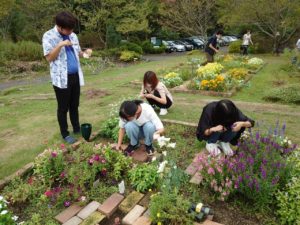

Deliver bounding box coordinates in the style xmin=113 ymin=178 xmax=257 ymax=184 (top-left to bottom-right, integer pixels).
xmin=0 ymin=41 xmax=43 ymax=61
xmin=119 ymin=50 xmax=141 ymax=62
xmin=129 ymin=163 xmax=159 ymax=192
xmin=0 ymin=195 xmax=17 ymax=225
xmin=276 ymin=150 xmax=300 ymax=225
xmin=100 ymin=116 xmax=129 ymax=143
xmin=23 ymin=213 xmax=58 ymax=225
xmin=228 ymin=40 xmax=257 ymax=54
xmin=149 ymin=190 xmax=193 ymax=225
xmin=178 ymin=68 xmax=194 ymax=81
xmin=141 ymin=41 xmax=166 ymax=54
xmin=120 ymin=42 xmax=143 ymax=54
xmin=106 ymin=24 xmax=122 ymax=49
xmin=263 ymin=84 xmax=300 ymax=104
xmin=86 ymin=183 xmax=118 ymax=204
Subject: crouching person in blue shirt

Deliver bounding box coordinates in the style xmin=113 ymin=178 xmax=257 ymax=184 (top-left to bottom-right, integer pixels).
xmin=42 ymin=11 xmax=91 ymax=144
xmin=116 ymin=100 xmax=164 ymax=156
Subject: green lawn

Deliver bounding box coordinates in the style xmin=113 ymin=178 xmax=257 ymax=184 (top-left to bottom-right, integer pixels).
xmin=0 ymin=52 xmax=299 ymax=179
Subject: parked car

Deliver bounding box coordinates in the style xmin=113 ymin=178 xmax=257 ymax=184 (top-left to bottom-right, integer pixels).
xmin=183 ymin=38 xmax=205 ymax=49
xmin=166 ymin=41 xmax=185 ymax=52
xmin=162 ymin=40 xmax=176 ymax=53
xmin=174 ymin=40 xmax=194 ymax=51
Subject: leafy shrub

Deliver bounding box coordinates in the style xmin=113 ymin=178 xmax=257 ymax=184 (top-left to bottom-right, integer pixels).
xmin=178 ymin=68 xmax=193 ymax=81
xmin=161 ymin=72 xmax=183 ymax=88
xmin=227 ymin=68 xmax=248 ymax=80
xmin=129 ymin=163 xmax=159 ymax=192
xmin=276 ymin=150 xmax=300 ymax=225
xmin=0 ymin=41 xmax=43 ymax=61
xmin=120 ymin=42 xmax=143 ymax=54
xmin=119 ymin=50 xmax=141 ymax=62
xmin=100 ymin=116 xmax=129 ymax=143
xmin=228 ymin=40 xmax=256 ymax=54
xmin=141 ymin=41 xmax=166 ymax=54
xmin=263 ymin=84 xmax=300 ymax=104
xmin=197 ymin=62 xmax=224 ymax=78
xmin=149 ymin=190 xmax=193 ymax=225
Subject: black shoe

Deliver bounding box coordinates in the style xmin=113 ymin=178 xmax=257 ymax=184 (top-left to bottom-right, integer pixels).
xmin=145 ymin=144 xmax=154 ymax=156
xmin=124 ymin=144 xmax=139 ymax=156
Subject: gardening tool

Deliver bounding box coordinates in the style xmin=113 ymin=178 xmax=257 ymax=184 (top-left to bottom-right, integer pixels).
xmin=81 ymin=123 xmax=92 ymax=141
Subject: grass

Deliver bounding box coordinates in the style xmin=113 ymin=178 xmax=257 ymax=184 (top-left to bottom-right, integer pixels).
xmin=0 ymin=52 xmax=300 ymax=180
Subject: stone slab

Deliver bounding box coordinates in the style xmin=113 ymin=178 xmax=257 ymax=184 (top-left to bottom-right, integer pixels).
xmin=122 ymin=205 xmax=146 ymax=225
xmin=80 ymin=211 xmax=105 ymax=225
xmin=98 ymin=193 xmax=124 ymax=218
xmin=193 ymin=153 xmax=205 ymax=163
xmin=185 ymin=162 xmax=199 ymax=176
xmin=62 ymin=216 xmax=82 ymax=225
xmin=195 ymin=220 xmax=224 ymax=225
xmin=132 ymin=216 xmax=151 ymax=225
xmin=190 ymin=172 xmax=203 ymax=185
xmin=77 ymin=201 xmax=101 ymax=220
xmin=142 ymin=208 xmax=150 ymax=218
xmin=119 ymin=191 xmax=144 ymax=213
xmin=131 ymin=146 xmax=148 ymax=162
xmin=55 ymin=204 xmax=83 ymax=224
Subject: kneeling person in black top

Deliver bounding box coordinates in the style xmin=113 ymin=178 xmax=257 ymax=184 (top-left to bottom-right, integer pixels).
xmin=196 ymin=99 xmax=254 ymax=156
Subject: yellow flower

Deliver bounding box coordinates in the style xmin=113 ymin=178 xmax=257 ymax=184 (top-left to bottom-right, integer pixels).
xmin=157 ymin=222 xmax=162 ymax=225
xmin=157 ymin=213 xmax=161 ymax=218
xmin=164 ymin=72 xmax=179 ymax=79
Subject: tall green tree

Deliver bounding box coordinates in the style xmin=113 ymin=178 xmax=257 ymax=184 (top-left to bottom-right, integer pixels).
xmin=218 ymin=0 xmax=300 ymax=53
xmin=159 ymin=0 xmax=217 ymax=37
xmin=0 ymin=0 xmax=15 ymax=39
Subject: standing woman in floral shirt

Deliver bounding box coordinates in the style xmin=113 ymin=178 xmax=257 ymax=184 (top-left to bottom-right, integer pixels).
xmin=42 ymin=11 xmax=91 ymax=144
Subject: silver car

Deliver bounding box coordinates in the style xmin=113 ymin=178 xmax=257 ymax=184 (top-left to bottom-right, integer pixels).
xmin=167 ymin=41 xmax=185 ymax=52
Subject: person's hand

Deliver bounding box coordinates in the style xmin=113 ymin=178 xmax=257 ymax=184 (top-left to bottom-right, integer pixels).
xmin=140 ymin=94 xmax=146 ymax=99
xmin=115 ymin=144 xmax=121 ymax=151
xmin=215 ymin=49 xmax=219 ymax=53
xmin=211 ymin=125 xmax=225 ymax=132
xmin=231 ymin=122 xmax=244 ymax=132
xmin=60 ymin=40 xmax=72 ymax=47
xmin=145 ymin=94 xmax=154 ymax=99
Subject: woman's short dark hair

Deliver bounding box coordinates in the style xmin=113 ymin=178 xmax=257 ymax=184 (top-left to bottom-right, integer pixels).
xmin=216 ymin=30 xmax=224 ymax=35
xmin=143 ymin=71 xmax=159 ymax=89
xmin=119 ymin=100 xmax=143 ymax=121
xmin=212 ymin=99 xmax=239 ymax=127
xmin=55 ymin=11 xmax=77 ymax=29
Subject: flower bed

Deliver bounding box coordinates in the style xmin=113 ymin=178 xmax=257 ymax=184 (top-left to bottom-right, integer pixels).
xmin=169 ymin=54 xmax=265 ymax=97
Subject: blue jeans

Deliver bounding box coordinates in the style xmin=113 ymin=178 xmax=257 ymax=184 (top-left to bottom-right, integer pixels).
xmin=207 ymin=131 xmax=238 ymax=144
xmin=125 ymin=121 xmax=156 ymax=146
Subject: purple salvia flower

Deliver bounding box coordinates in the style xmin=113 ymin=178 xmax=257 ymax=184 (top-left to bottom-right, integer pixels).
xmin=281 ymin=123 xmax=286 ymax=137
xmin=255 ymin=132 xmax=260 ymax=140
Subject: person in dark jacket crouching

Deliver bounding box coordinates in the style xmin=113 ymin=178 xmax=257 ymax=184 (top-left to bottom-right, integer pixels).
xmin=196 ymin=99 xmax=254 ymax=156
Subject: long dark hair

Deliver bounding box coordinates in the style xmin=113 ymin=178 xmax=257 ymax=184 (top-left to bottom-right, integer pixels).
xmin=212 ymin=99 xmax=239 ymax=127
xmin=143 ymin=71 xmax=159 ymax=90
xmin=119 ymin=100 xmax=143 ymax=121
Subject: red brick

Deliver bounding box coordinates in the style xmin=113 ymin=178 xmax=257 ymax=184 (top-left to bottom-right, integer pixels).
xmin=77 ymin=201 xmax=101 ymax=220
xmin=132 ymin=216 xmax=151 ymax=225
xmin=122 ymin=205 xmax=146 ymax=225
xmin=190 ymin=172 xmax=202 ymax=185
xmin=55 ymin=204 xmax=83 ymax=224
xmin=131 ymin=146 xmax=148 ymax=162
xmin=185 ymin=162 xmax=199 ymax=176
xmin=98 ymin=193 xmax=124 ymax=218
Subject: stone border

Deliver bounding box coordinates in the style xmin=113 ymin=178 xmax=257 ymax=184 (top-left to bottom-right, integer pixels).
xmin=0 ymin=131 xmax=101 ymax=190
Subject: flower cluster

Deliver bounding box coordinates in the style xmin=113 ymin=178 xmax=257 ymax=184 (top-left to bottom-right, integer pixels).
xmin=200 ymin=75 xmax=226 ymax=91
xmin=248 ymin=57 xmax=264 ymax=66
xmin=227 ymin=68 xmax=248 ymax=80
xmin=197 ymin=63 xmax=224 ymax=78
xmin=161 ymin=72 xmax=183 ymax=88
xmin=0 ymin=196 xmax=18 ymax=225
xmin=194 ymin=153 xmax=235 ymax=201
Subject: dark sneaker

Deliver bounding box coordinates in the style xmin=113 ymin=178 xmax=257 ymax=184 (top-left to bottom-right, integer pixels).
xmin=124 ymin=144 xmax=139 ymax=156
xmin=64 ymin=135 xmax=77 ymax=144
xmin=145 ymin=144 xmax=154 ymax=156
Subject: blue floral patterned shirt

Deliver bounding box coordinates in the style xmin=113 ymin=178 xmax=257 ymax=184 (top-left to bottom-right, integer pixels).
xmin=42 ymin=26 xmax=84 ymax=89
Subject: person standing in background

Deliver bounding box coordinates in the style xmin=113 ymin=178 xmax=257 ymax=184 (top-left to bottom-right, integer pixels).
xmin=241 ymin=30 xmax=253 ymax=55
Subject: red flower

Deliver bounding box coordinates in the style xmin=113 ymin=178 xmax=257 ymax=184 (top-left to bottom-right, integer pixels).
xmin=60 ymin=144 xmax=66 ymax=149
xmin=27 ymin=176 xmax=34 ymax=185
xmin=44 ymin=190 xmax=53 ymax=197
xmin=51 ymin=151 xmax=57 ymax=158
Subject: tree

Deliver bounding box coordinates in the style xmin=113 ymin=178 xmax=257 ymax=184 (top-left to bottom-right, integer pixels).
xmin=159 ymin=0 xmax=217 ymax=37
xmin=218 ymin=0 xmax=300 ymax=54
xmin=0 ymin=0 xmax=15 ymax=39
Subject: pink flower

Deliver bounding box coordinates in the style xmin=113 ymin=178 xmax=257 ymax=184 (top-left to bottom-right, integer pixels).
xmin=60 ymin=144 xmax=66 ymax=149
xmin=64 ymin=201 xmax=71 ymax=207
xmin=51 ymin=151 xmax=57 ymax=158
xmin=216 ymin=166 xmax=222 ymax=173
xmin=101 ymin=159 xmax=106 ymax=164
xmin=207 ymin=167 xmax=215 ymax=175
xmin=44 ymin=190 xmax=53 ymax=197
xmin=93 ymin=155 xmax=100 ymax=161
xmin=60 ymin=172 xmax=66 ymax=178
xmin=88 ymin=158 xmax=94 ymax=165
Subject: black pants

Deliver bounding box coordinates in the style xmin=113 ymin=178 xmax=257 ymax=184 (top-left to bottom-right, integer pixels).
xmin=241 ymin=45 xmax=249 ymax=55
xmin=53 ymin=73 xmax=80 ymax=138
xmin=146 ymin=90 xmax=172 ymax=109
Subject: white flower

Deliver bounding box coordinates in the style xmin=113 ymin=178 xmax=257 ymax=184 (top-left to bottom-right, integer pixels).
xmin=12 ymin=215 xmax=18 ymax=221
xmin=151 ymin=157 xmax=157 ymax=162
xmin=167 ymin=142 xmax=176 ymax=148
xmin=162 ymin=151 xmax=167 ymax=156
xmin=1 ymin=210 xmax=8 ymax=215
xmin=0 ymin=196 xmax=3 ymax=201
xmin=157 ymin=161 xmax=168 ymax=173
